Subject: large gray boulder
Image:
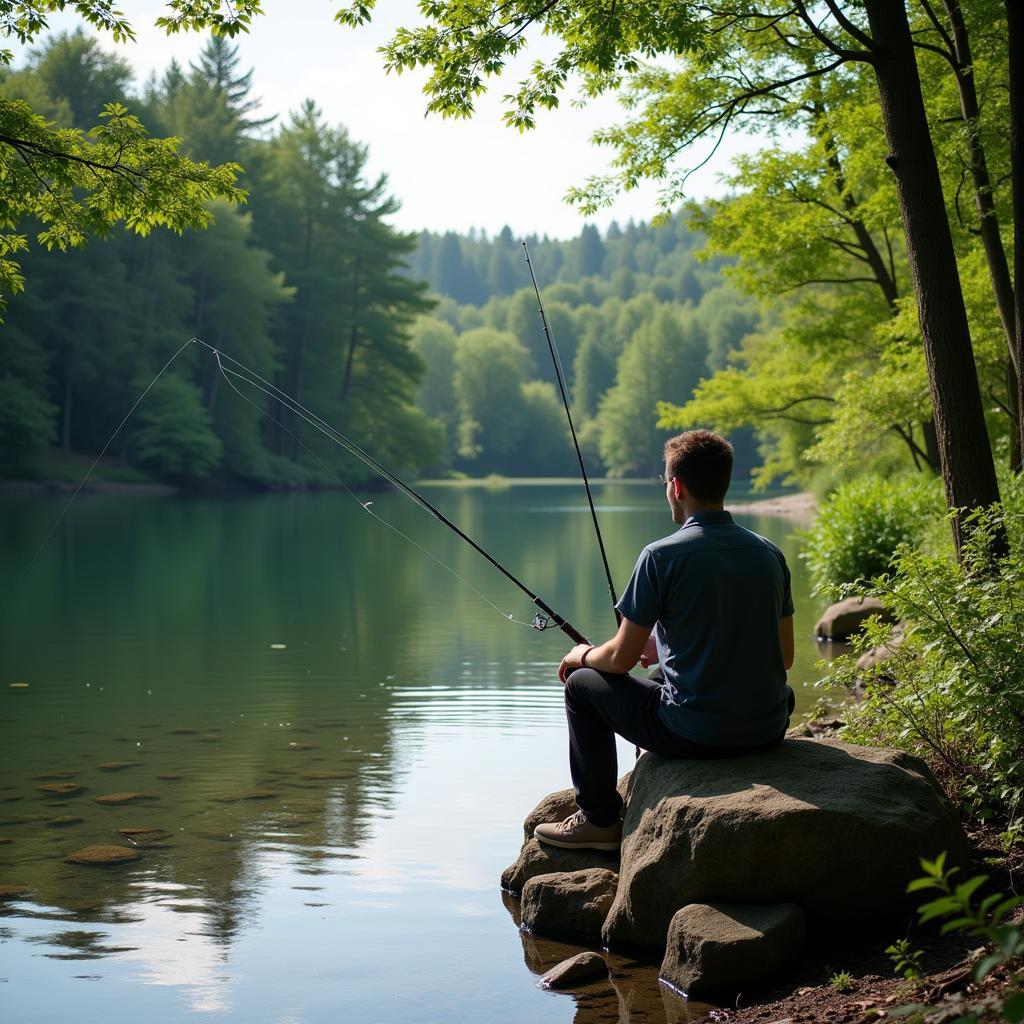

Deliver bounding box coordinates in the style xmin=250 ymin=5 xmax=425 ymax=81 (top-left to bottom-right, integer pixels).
xmin=814 ymin=596 xmax=895 ymax=640
xmin=602 ymin=738 xmax=968 ymax=950
xmin=521 ymin=868 xmax=618 ymax=942
xmin=660 ymin=902 xmax=805 ymax=996
xmin=501 ymin=838 xmax=618 ymax=895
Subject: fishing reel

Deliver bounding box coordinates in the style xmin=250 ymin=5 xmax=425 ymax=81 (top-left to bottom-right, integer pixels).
xmin=531 ymin=612 xmax=555 ymax=632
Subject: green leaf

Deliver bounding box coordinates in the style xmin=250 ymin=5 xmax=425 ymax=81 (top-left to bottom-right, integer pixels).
xmin=1003 ymin=992 xmax=1024 ymax=1024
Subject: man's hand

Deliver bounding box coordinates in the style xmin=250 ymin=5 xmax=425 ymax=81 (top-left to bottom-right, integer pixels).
xmin=558 ymin=643 xmax=593 ymax=684
xmin=639 ymin=630 xmax=659 ymax=669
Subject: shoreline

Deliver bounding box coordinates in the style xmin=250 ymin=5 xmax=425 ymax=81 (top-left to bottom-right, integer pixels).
xmin=0 ymin=477 xmax=819 ymax=522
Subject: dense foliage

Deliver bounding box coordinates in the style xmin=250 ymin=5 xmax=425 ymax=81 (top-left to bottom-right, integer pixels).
xmin=800 ymin=475 xmax=942 ymax=596
xmin=837 ymin=498 xmax=1024 ymax=844
xmin=0 ymin=34 xmax=438 ymax=485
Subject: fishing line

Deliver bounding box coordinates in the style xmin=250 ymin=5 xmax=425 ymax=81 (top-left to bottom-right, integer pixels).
xmin=192 ymin=338 xmax=587 ymax=642
xmin=209 ymin=349 xmax=537 ymax=629
xmin=24 ymin=336 xmax=196 ymax=572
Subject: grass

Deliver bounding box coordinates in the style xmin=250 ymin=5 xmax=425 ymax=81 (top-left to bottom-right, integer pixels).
xmin=829 ymin=971 xmax=855 ymax=993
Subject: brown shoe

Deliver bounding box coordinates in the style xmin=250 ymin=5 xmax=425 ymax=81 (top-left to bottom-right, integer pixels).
xmin=534 ymin=809 xmax=622 ymax=851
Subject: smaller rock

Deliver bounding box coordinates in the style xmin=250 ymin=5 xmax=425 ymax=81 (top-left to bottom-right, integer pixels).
xmin=856 ymin=629 xmax=905 ymax=672
xmin=37 ymin=782 xmax=83 ymax=796
xmin=660 ymin=903 xmax=805 ymax=997
xmin=0 ymin=884 xmax=30 ymax=898
xmin=502 ymin=838 xmax=619 ymax=896
xmin=66 ymin=845 xmax=141 ymax=865
xmin=45 ymin=815 xmax=84 ymax=828
xmin=521 ymin=868 xmax=618 ymax=942
xmin=540 ymin=951 xmax=608 ymax=990
xmin=814 ymin=597 xmax=894 ymax=641
xmin=32 ymin=771 xmax=79 ymax=781
xmin=117 ymin=827 xmax=171 ymax=847
xmin=95 ymin=792 xmax=155 ymax=805
xmin=98 ymin=762 xmax=138 ymax=771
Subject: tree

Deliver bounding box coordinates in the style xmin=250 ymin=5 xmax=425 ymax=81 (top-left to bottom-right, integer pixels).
xmin=0 ymin=15 xmax=244 ymax=312
xmin=343 ymin=0 xmax=1008 ymax=554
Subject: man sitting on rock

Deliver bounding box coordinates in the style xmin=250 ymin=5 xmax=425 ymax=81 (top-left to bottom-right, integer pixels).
xmin=535 ymin=429 xmax=796 ymax=852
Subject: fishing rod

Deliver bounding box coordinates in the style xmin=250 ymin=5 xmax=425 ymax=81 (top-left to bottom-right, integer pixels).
xmin=193 ymin=338 xmax=590 ymax=647
xmin=522 ymin=241 xmax=620 ymax=627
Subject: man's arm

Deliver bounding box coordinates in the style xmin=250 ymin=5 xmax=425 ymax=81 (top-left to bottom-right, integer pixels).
xmin=558 ymin=617 xmax=651 ymax=683
xmin=780 ymin=615 xmax=794 ymax=671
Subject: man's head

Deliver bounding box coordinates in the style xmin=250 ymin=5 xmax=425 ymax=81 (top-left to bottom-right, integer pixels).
xmin=663 ymin=430 xmax=733 ymax=522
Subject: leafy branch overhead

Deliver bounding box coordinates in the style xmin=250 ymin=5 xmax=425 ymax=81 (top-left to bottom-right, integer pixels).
xmin=0 ymin=98 xmax=243 ymax=306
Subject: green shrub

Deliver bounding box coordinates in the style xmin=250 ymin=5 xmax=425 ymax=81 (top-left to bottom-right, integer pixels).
xmin=800 ymin=475 xmax=942 ymax=595
xmin=837 ymin=507 xmax=1024 ymax=844
xmin=131 ymin=375 xmax=222 ymax=480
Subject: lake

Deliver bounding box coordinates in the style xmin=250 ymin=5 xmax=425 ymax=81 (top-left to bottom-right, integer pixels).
xmin=0 ymin=483 xmax=836 ymax=1023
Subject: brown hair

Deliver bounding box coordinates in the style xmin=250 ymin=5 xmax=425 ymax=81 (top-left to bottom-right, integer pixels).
xmin=663 ymin=430 xmax=733 ymax=504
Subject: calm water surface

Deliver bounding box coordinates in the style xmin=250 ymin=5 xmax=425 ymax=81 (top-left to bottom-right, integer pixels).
xmin=0 ymin=484 xmax=836 ymax=1024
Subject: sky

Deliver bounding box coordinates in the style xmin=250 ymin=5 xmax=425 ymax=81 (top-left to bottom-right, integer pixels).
xmin=15 ymin=1 xmax=761 ymax=240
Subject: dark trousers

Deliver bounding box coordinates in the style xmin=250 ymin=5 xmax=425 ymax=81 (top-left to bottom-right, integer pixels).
xmin=564 ymin=668 xmax=796 ymax=827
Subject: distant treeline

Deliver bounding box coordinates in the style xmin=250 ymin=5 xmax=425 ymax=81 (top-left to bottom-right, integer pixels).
xmin=0 ymin=32 xmax=758 ymax=487
xmin=406 ymin=218 xmax=760 ymax=479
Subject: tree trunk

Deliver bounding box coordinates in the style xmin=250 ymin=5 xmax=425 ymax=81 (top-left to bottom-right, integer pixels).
xmin=861 ymin=0 xmax=1001 ymax=555
xmin=943 ymin=0 xmax=1019 ymax=467
xmin=1007 ymin=0 xmax=1024 ymax=472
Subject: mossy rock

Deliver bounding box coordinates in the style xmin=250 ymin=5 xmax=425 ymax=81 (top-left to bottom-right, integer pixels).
xmin=66 ymin=845 xmax=141 ymax=865
xmin=37 ymin=782 xmax=83 ymax=796
xmin=95 ymin=792 xmax=156 ymax=805
xmin=117 ymin=827 xmax=172 ymax=847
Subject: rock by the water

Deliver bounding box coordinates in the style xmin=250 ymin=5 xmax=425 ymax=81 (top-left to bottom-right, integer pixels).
xmin=540 ymin=951 xmax=609 ymax=990
xmin=602 ymin=739 xmax=968 ymax=950
xmin=98 ymin=761 xmax=138 ymax=771
xmin=95 ymin=792 xmax=154 ymax=805
xmin=0 ymin=884 xmax=30 ymax=898
xmin=502 ymin=838 xmax=618 ymax=895
xmin=660 ymin=903 xmax=805 ymax=996
xmin=66 ymin=844 xmax=141 ymax=865
xmin=521 ymin=868 xmax=618 ymax=942
xmin=37 ymin=782 xmax=83 ymax=796
xmin=814 ymin=597 xmax=895 ymax=641
xmin=856 ymin=628 xmax=905 ymax=672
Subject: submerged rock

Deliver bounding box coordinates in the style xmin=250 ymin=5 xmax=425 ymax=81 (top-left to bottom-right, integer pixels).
xmin=45 ymin=815 xmax=84 ymax=828
xmin=66 ymin=845 xmax=141 ymax=865
xmin=814 ymin=597 xmax=894 ymax=641
xmin=95 ymin=792 xmax=155 ymax=805
xmin=98 ymin=761 xmax=138 ymax=771
xmin=660 ymin=902 xmax=805 ymax=996
xmin=0 ymin=884 xmax=31 ymax=898
xmin=540 ymin=951 xmax=608 ymax=990
xmin=37 ymin=782 xmax=83 ymax=796
xmin=521 ymin=868 xmax=618 ymax=943
xmin=117 ymin=827 xmax=172 ymax=847
xmin=31 ymin=771 xmax=79 ymax=781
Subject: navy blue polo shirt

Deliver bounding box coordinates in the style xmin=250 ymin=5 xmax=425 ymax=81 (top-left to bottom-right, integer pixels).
xmin=615 ymin=510 xmax=794 ymax=747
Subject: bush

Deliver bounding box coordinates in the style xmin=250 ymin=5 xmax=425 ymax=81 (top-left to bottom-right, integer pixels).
xmin=800 ymin=475 xmax=941 ymax=595
xmin=837 ymin=507 xmax=1024 ymax=845
xmin=131 ymin=375 xmax=222 ymax=480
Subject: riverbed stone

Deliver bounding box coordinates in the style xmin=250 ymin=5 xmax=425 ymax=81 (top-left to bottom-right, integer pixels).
xmin=601 ymin=738 xmax=968 ymax=950
xmin=521 ymin=868 xmax=618 ymax=942
xmin=660 ymin=902 xmax=806 ymax=996
xmin=37 ymin=782 xmax=83 ymax=796
xmin=117 ymin=827 xmax=172 ymax=847
xmin=66 ymin=845 xmax=141 ymax=865
xmin=502 ymin=838 xmax=619 ymax=895
xmin=814 ymin=597 xmax=894 ymax=641
xmin=95 ymin=792 xmax=155 ymax=805
xmin=98 ymin=761 xmax=138 ymax=771
xmin=540 ymin=951 xmax=609 ymax=990
xmin=0 ymin=884 xmax=31 ymax=898
xmin=45 ymin=815 xmax=84 ymax=828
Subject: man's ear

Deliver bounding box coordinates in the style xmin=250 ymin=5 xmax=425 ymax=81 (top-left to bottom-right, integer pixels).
xmin=673 ymin=477 xmax=685 ymax=501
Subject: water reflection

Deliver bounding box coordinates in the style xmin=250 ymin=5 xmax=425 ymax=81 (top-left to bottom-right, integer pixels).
xmin=0 ymin=484 xmax=828 ymax=1022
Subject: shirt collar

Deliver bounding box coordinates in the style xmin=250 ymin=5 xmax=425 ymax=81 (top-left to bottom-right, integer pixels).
xmin=681 ymin=509 xmax=734 ymax=529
